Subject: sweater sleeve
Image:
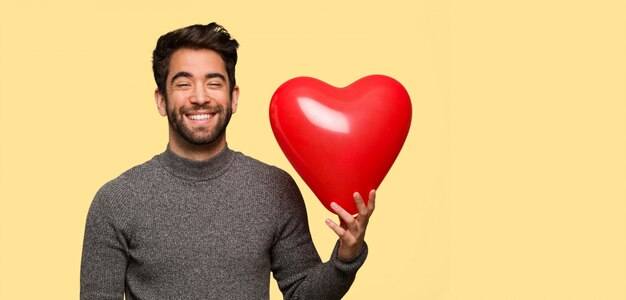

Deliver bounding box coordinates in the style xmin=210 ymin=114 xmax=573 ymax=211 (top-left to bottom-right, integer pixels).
xmin=270 ymin=174 xmax=368 ymax=299
xmin=80 ymin=183 xmax=129 ymax=300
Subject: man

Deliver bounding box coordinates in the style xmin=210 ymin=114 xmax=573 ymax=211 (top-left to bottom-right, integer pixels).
xmin=80 ymin=23 xmax=375 ymax=299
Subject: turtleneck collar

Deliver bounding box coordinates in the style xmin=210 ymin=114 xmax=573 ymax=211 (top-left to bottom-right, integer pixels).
xmin=157 ymin=145 xmax=235 ymax=181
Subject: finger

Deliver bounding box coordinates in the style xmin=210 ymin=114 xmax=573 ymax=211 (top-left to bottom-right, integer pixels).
xmin=325 ymin=218 xmax=347 ymax=238
xmin=368 ymin=189 xmax=376 ymax=212
xmin=353 ymin=192 xmax=369 ymax=218
xmin=330 ymin=202 xmax=357 ymax=231
xmin=339 ymin=218 xmax=348 ymax=229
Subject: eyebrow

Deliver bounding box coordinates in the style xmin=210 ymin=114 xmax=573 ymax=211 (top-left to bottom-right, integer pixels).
xmin=206 ymin=73 xmax=226 ymax=81
xmin=170 ymin=71 xmax=192 ymax=83
xmin=170 ymin=72 xmax=226 ymax=85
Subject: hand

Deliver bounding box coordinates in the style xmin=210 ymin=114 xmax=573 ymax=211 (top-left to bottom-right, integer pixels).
xmin=325 ymin=189 xmax=376 ymax=260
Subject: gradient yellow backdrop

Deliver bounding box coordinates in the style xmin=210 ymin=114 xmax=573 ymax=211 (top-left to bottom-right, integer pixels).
xmin=1 ymin=0 xmax=625 ymax=299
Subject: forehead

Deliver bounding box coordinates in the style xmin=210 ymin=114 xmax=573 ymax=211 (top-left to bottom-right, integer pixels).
xmin=168 ymin=48 xmax=227 ymax=79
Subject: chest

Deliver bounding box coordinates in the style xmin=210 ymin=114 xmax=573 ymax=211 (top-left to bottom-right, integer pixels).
xmin=123 ymin=183 xmax=276 ymax=276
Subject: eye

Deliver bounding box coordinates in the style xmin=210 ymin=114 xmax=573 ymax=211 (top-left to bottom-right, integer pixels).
xmin=173 ymin=82 xmax=192 ymax=90
xmin=207 ymin=82 xmax=223 ymax=88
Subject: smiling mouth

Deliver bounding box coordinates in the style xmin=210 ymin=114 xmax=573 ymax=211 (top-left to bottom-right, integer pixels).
xmin=186 ymin=113 xmax=216 ymax=121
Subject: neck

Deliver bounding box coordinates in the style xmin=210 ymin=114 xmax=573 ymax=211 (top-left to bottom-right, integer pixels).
xmin=168 ymin=130 xmax=227 ymax=161
xmin=159 ymin=143 xmax=233 ymax=181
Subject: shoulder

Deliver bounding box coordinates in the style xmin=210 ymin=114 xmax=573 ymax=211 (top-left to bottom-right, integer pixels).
xmin=229 ymin=150 xmax=295 ymax=186
xmin=89 ymin=155 xmax=160 ymax=214
xmin=227 ymin=150 xmax=305 ymax=208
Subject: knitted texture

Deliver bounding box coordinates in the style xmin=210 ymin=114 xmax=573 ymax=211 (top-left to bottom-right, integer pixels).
xmin=80 ymin=146 xmax=367 ymax=299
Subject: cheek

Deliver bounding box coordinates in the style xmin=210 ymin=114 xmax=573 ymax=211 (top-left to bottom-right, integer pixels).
xmin=208 ymin=90 xmax=228 ymax=100
xmin=166 ymin=93 xmax=187 ymax=107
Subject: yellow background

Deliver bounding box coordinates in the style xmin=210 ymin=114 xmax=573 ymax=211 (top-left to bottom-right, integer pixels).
xmin=1 ymin=0 xmax=624 ymax=299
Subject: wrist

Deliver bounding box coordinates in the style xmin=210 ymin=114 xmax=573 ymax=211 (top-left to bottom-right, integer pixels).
xmin=338 ymin=240 xmax=365 ymax=261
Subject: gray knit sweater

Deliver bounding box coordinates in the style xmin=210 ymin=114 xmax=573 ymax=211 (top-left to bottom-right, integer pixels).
xmin=80 ymin=146 xmax=367 ymax=299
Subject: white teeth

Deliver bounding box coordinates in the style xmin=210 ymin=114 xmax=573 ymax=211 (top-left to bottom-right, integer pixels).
xmin=188 ymin=114 xmax=212 ymax=120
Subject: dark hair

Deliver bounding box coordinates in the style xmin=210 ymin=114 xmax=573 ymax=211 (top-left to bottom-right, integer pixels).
xmin=152 ymin=22 xmax=239 ymax=97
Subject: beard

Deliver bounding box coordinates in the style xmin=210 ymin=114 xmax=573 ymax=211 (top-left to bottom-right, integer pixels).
xmin=166 ymin=101 xmax=233 ymax=146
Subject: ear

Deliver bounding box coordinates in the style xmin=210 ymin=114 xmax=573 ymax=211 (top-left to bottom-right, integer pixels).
xmin=154 ymin=89 xmax=167 ymax=116
xmin=230 ymin=85 xmax=240 ymax=114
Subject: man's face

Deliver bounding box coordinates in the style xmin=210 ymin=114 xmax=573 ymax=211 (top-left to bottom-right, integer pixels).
xmin=156 ymin=48 xmax=238 ymax=147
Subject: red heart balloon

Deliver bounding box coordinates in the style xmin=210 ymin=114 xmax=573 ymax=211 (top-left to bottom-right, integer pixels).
xmin=269 ymin=75 xmax=412 ymax=215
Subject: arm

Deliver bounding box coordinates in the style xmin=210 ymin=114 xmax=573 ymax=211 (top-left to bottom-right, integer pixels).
xmin=270 ymin=174 xmax=373 ymax=299
xmin=80 ymin=187 xmax=128 ymax=300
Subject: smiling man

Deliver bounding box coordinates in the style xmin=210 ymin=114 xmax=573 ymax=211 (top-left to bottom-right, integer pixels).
xmin=80 ymin=23 xmax=375 ymax=299
xmin=158 ymin=48 xmax=236 ymax=160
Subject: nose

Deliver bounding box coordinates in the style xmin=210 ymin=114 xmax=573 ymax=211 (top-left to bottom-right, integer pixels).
xmin=190 ymin=85 xmax=210 ymax=105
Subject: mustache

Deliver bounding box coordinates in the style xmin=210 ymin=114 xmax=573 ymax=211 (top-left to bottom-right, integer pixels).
xmin=179 ymin=103 xmax=224 ymax=114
